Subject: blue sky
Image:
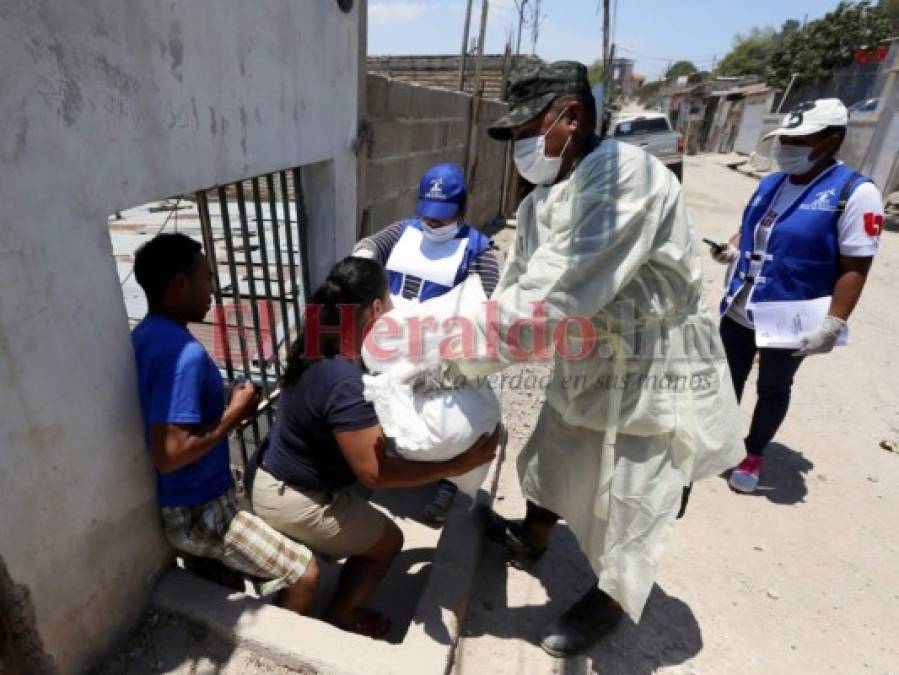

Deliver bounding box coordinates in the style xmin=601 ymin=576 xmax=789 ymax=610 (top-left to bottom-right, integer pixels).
xmin=368 ymin=0 xmax=843 ymax=80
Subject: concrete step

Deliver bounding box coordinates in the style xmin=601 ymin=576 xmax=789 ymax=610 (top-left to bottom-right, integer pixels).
xmin=151 ymin=441 xmax=506 ymax=675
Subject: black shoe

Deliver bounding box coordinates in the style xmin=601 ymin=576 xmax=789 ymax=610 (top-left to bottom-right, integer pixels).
xmin=540 ymin=587 xmax=624 ymax=658
xmin=475 ymin=504 xmax=546 ymax=569
xmin=423 ymin=479 xmax=458 ymax=526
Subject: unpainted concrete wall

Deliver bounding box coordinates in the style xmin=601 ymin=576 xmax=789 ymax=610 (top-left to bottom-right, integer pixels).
xmin=840 ymin=118 xmax=879 ymax=169
xmin=864 ymin=95 xmax=899 ymax=193
xmin=362 ymin=74 xmax=508 ymax=234
xmin=0 ymin=1 xmax=359 ymax=672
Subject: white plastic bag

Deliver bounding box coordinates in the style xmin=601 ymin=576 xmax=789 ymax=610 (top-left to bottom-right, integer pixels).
xmin=361 ymin=276 xmax=500 ymax=496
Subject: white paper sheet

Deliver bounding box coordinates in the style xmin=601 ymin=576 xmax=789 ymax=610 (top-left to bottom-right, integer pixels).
xmin=749 ymin=296 xmax=849 ymax=349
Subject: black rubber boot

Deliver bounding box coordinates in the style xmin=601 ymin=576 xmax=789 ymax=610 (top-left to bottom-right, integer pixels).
xmin=475 ymin=503 xmax=547 ymax=569
xmin=540 ymin=586 xmax=624 ymax=658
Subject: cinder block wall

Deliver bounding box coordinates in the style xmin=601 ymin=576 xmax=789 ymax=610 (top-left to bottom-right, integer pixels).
xmin=362 ymin=74 xmax=509 ymax=234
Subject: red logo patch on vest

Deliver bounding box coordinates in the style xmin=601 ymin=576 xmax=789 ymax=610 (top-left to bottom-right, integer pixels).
xmin=863 ymin=212 xmax=884 ymax=237
xmin=759 ymin=211 xmax=778 ymax=228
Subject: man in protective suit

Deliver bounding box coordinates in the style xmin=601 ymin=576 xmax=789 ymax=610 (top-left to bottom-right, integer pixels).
xmin=437 ymin=61 xmax=745 ymax=656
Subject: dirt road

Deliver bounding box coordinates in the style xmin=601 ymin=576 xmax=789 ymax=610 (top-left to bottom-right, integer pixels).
xmin=456 ymin=153 xmax=899 ymax=675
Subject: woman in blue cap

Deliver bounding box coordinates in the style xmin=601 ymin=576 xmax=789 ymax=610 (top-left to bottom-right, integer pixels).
xmin=353 ymin=162 xmax=500 ymax=523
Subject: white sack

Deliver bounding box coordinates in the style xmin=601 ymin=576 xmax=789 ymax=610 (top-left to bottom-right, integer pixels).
xmin=361 ymin=276 xmax=500 ymax=496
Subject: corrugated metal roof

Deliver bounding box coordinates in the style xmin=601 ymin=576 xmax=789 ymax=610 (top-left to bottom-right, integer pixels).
xmin=729 ymin=82 xmax=774 ymax=96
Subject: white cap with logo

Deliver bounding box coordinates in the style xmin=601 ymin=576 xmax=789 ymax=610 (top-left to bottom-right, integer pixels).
xmin=764 ymin=98 xmax=849 ymax=140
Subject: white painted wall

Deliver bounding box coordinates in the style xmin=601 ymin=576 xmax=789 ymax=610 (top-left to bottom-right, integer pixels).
xmin=0 ymin=1 xmax=360 ymax=672
xmin=734 ymin=96 xmax=769 ymax=155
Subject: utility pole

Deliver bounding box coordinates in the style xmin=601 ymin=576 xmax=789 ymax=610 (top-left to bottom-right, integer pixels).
xmin=465 ymin=0 xmax=490 ymax=183
xmin=499 ymin=38 xmax=514 ymax=218
xmin=776 ymin=72 xmax=800 ymax=113
xmin=472 ymin=0 xmax=489 ymax=97
xmin=531 ymin=0 xmax=542 ymax=56
xmin=602 ymin=0 xmax=612 ymax=98
xmin=514 ymin=0 xmax=528 ymax=57
xmin=458 ymin=0 xmax=474 ymax=91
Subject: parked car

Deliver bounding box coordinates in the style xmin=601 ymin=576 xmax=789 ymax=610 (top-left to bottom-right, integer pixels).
xmin=612 ymin=112 xmax=684 ymax=181
xmin=848 ymin=97 xmax=879 ymax=114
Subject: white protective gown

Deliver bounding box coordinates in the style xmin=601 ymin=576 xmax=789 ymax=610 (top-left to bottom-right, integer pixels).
xmin=453 ymin=139 xmax=745 ymax=620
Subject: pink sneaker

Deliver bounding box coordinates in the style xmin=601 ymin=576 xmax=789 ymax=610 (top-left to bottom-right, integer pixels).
xmin=729 ymin=454 xmax=763 ymax=493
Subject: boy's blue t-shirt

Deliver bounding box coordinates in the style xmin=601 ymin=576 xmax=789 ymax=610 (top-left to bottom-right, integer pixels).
xmin=132 ymin=314 xmax=232 ymax=507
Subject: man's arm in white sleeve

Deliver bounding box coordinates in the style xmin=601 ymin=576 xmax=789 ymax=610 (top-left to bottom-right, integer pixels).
xmin=454 ymin=148 xmax=667 ymax=376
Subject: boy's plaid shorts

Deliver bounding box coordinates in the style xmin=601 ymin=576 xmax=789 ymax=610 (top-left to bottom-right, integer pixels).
xmin=161 ymin=488 xmax=312 ymax=585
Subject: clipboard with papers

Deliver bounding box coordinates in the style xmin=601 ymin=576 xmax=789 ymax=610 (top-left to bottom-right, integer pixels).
xmin=749 ymin=296 xmax=849 ymax=349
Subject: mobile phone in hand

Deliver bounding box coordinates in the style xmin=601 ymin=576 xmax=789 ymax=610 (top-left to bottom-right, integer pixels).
xmin=702 ymin=237 xmax=726 ymax=251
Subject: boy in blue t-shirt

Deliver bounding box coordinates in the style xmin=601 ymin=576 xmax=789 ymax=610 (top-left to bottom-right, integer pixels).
xmin=131 ymin=233 xmax=318 ymax=613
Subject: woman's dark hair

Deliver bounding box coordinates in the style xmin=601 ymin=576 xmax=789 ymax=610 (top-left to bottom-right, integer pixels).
xmin=282 ymin=256 xmax=388 ymax=387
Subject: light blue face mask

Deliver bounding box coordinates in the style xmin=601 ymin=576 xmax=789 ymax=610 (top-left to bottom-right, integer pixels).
xmin=775 ymin=140 xmax=821 ymax=175
xmin=421 ymin=220 xmax=459 ymax=243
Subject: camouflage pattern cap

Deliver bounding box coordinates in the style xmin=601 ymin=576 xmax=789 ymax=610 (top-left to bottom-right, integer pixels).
xmin=488 ymin=60 xmax=593 ymax=141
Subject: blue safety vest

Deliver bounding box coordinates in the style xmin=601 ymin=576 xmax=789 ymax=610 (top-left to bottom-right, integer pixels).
xmin=385 ymin=219 xmax=491 ymax=302
xmin=720 ymin=163 xmax=870 ymax=317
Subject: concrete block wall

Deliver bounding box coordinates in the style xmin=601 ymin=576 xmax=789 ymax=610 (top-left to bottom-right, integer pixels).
xmin=362 ymin=74 xmax=509 ymax=234
xmin=367 ymin=55 xmax=542 ymax=102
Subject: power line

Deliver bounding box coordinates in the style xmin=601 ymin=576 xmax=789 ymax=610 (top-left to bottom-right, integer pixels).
xmin=617 ymin=45 xmax=717 ymax=64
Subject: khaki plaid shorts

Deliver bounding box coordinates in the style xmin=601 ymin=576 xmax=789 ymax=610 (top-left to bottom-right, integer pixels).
xmin=161 ymin=488 xmax=312 ymax=585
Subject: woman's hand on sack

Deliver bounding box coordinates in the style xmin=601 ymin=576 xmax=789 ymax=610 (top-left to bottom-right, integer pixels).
xmin=452 ymin=425 xmax=502 ymax=475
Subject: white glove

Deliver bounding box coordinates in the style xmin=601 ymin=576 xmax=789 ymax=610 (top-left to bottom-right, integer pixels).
xmin=793 ymin=315 xmax=846 ymax=357
xmin=351 ymin=244 xmax=377 ymax=260
xmin=710 ymin=244 xmax=739 ymax=265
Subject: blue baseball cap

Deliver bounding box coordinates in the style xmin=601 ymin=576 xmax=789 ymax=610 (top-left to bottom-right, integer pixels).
xmin=416 ymin=163 xmax=467 ymax=220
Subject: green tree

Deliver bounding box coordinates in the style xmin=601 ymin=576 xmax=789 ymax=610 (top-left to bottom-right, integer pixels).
xmin=781 ymin=18 xmax=802 ymax=38
xmin=716 ymin=21 xmax=800 ymax=76
xmin=665 ymin=60 xmax=698 ymax=81
xmin=880 ymin=0 xmax=899 ymax=31
xmin=767 ymin=1 xmax=891 ymax=88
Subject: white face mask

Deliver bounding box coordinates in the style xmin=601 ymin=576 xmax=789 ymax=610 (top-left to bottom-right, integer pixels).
xmin=775 ymin=141 xmax=819 ymax=176
xmin=421 ymin=220 xmax=459 ymax=243
xmin=513 ymin=109 xmax=573 ymax=185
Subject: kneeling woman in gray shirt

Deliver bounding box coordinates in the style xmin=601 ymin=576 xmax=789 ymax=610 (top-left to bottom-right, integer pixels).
xmin=251 ymin=256 xmax=498 ymax=639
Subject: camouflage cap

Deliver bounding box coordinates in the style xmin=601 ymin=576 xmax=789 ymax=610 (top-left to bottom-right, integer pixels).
xmin=488 ymin=60 xmax=593 ymax=141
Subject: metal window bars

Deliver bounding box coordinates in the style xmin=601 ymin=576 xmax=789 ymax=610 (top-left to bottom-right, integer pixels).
xmin=194 ymin=167 xmax=312 ymax=466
